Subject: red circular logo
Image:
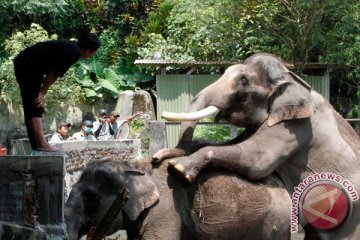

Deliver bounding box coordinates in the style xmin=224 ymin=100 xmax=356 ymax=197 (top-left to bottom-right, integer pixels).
xmin=301 ymin=183 xmax=350 ymax=230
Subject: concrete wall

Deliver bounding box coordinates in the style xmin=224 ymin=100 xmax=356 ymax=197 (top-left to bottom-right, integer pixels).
xmin=0 ymin=139 xmax=142 ymax=239
xmin=0 ymin=90 xmax=156 ymax=152
xmin=0 ymin=155 xmax=66 ymax=239
xmin=53 ymin=140 xmax=142 ymax=201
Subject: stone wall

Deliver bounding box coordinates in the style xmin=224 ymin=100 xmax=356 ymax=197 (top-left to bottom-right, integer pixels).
xmin=0 ymin=139 xmax=141 ymax=239
xmin=0 ymin=155 xmax=66 ymax=240
xmin=54 ymin=140 xmax=142 ymax=201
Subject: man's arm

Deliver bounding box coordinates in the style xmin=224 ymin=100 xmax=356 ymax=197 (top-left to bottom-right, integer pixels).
xmin=108 ymin=122 xmax=114 ymax=135
xmin=35 ymin=71 xmax=58 ymax=108
xmin=123 ymin=111 xmax=143 ymax=123
xmin=94 ymin=122 xmax=103 ymax=138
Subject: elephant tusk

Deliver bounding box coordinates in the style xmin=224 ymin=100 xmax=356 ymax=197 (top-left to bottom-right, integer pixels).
xmin=162 ymin=106 xmax=220 ymax=121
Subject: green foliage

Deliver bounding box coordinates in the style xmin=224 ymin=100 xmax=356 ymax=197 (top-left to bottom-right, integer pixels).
xmin=76 ymin=57 xmax=153 ymax=101
xmin=0 ymin=0 xmax=359 ymax=126
xmin=192 ymin=116 xmax=244 ymax=142
xmin=194 ymin=124 xmax=232 ymax=143
xmin=145 ymin=0 xmax=174 ymax=34
xmin=139 ymin=0 xmax=359 ymax=120
xmin=140 ymin=0 xmax=251 ymax=61
xmin=0 ymin=0 xmax=90 ymax=44
xmin=320 ymin=1 xmax=360 ymax=117
xmin=138 ymin=33 xmax=193 ymax=61
xmin=129 ymin=118 xmax=150 ymax=156
xmin=194 ymin=124 xmax=245 ymax=143
xmin=95 ymin=29 xmax=122 ymax=65
xmin=129 ymin=118 xmax=147 ymax=136
xmin=76 ymin=60 xmax=119 ymax=99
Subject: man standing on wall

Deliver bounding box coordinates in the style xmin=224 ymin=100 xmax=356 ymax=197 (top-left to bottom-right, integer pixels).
xmin=13 ymin=32 xmax=101 ymax=152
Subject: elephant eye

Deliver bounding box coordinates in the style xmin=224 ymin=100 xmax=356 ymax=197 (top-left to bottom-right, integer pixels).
xmin=238 ymin=77 xmax=249 ymax=86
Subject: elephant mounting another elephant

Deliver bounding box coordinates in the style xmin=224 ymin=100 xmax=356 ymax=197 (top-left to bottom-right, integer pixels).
xmin=153 ymin=53 xmax=360 ymax=239
xmin=65 ymin=53 xmax=360 ymax=240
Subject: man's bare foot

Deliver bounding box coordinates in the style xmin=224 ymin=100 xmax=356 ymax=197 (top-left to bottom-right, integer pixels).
xmin=35 ymin=144 xmax=59 ymax=152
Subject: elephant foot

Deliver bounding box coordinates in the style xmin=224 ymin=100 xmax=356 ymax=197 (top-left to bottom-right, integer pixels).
xmin=168 ymin=157 xmax=203 ymax=183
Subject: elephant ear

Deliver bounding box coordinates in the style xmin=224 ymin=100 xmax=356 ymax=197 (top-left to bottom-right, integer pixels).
xmin=267 ymin=72 xmax=315 ymax=126
xmin=123 ymin=170 xmax=160 ymax=221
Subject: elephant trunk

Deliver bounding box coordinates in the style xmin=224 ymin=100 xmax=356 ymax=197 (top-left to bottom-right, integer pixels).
xmin=65 ymin=201 xmax=83 ymax=240
xmin=66 ymin=219 xmax=79 ymax=240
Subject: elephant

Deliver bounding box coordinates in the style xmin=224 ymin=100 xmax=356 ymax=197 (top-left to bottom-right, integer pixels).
xmin=152 ymin=53 xmax=360 ymax=239
xmin=65 ymin=158 xmax=291 ymax=240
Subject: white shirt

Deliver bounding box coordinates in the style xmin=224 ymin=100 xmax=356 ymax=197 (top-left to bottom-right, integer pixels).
xmin=111 ymin=119 xmax=127 ymax=139
xmin=48 ymin=132 xmax=64 ymax=145
xmin=93 ymin=120 xmax=112 ymax=140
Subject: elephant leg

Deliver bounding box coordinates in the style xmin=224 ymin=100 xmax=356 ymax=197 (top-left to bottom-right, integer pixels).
xmin=169 ymin=120 xmax=310 ymax=183
xmin=152 ymin=148 xmax=187 ymax=163
xmin=168 ymin=154 xmax=212 ymax=183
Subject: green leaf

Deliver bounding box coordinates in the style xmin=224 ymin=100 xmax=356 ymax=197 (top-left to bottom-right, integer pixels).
xmin=99 ymin=79 xmax=119 ymax=93
xmin=103 ymin=68 xmax=120 ymax=88
xmin=83 ymin=87 xmax=99 ymax=98
xmin=98 ymin=68 xmax=121 ymax=95
xmin=76 ymin=76 xmax=95 ymax=87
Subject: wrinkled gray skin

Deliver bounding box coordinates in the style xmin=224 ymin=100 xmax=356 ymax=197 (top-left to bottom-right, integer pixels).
xmin=153 ymin=53 xmax=360 ymax=239
xmin=65 ymin=159 xmax=291 ymax=240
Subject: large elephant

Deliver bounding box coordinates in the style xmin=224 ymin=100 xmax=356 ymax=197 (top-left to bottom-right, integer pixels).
xmin=153 ymin=53 xmax=360 ymax=239
xmin=65 ymin=158 xmax=291 ymax=240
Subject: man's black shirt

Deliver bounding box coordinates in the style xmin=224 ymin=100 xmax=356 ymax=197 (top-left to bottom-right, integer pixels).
xmin=15 ymin=40 xmax=81 ymax=77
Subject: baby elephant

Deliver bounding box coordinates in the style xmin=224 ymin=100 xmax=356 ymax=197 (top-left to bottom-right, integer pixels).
xmin=65 ymin=159 xmax=291 ymax=240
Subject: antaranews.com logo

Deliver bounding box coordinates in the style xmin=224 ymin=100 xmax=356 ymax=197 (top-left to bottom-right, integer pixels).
xmin=291 ymin=172 xmax=359 ymax=233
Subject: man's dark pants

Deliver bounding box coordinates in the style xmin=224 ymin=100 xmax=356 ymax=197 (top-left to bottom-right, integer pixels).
xmin=13 ymin=57 xmax=45 ymax=150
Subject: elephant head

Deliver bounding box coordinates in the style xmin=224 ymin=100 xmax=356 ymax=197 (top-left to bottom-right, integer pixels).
xmin=65 ymin=160 xmax=159 ymax=240
xmin=153 ymin=53 xmax=314 ymax=161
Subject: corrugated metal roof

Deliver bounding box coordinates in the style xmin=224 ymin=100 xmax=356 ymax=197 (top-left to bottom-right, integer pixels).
xmin=134 ymin=59 xmax=345 ymax=70
xmin=134 ymin=59 xmax=242 ymax=66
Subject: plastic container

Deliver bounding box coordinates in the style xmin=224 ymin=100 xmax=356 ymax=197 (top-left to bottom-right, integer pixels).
xmin=0 ymin=144 xmax=7 ymax=156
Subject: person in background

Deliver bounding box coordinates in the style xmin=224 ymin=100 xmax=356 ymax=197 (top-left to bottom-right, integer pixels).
xmin=13 ymin=32 xmax=101 ymax=152
xmin=48 ymin=122 xmax=73 ymax=145
xmin=110 ymin=111 xmax=143 ymax=139
xmin=93 ymin=109 xmax=113 ymax=140
xmin=72 ymin=120 xmax=97 ymax=141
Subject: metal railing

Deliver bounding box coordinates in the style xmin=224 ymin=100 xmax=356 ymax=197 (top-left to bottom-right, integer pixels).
xmin=346 ymin=118 xmax=360 ymax=122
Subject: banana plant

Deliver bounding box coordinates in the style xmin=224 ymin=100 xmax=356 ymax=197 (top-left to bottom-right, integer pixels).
xmin=75 ymin=58 xmax=154 ymax=100
xmin=76 ymin=59 xmax=120 ymax=99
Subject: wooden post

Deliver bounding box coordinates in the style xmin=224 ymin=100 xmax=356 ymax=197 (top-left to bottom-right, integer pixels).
xmin=160 ymin=66 xmax=166 ymax=75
